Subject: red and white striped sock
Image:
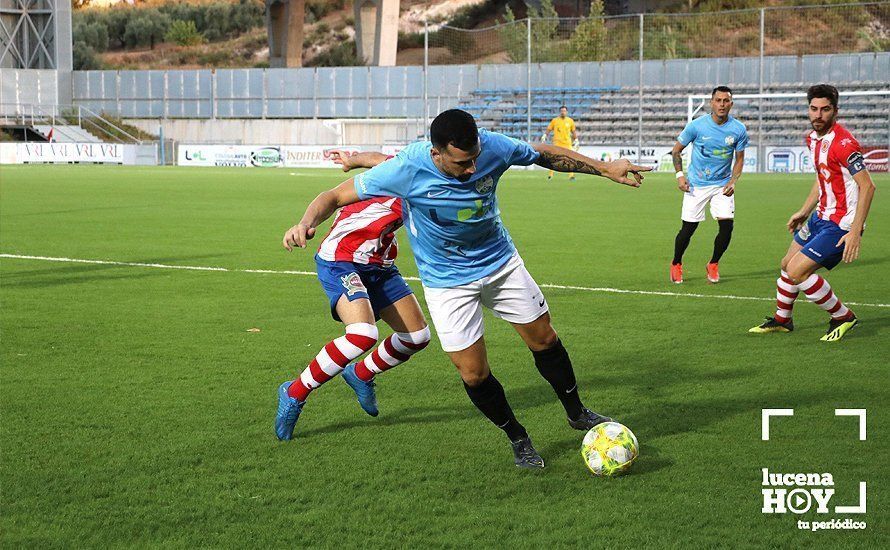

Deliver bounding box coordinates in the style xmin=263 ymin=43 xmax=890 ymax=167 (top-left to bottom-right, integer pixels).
xmin=354 ymin=326 xmax=431 ymax=382
xmin=799 ymin=274 xmax=851 ymax=320
xmin=288 ymin=323 xmax=379 ymax=401
xmin=775 ymin=270 xmax=799 ymax=324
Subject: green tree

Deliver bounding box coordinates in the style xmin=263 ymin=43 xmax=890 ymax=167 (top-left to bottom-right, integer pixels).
xmin=73 ymin=41 xmax=101 ymax=70
xmin=567 ymin=1 xmax=607 ymax=62
xmin=74 ymin=19 xmax=109 ymax=52
xmin=528 ymin=0 xmax=559 ymax=62
xmin=165 ymin=20 xmax=205 ymax=47
xmin=123 ymin=10 xmax=170 ymax=50
xmin=498 ymin=5 xmax=527 ymax=63
xmin=105 ymin=6 xmax=132 ymax=48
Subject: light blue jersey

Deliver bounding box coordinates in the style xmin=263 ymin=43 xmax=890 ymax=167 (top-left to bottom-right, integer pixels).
xmin=678 ymin=115 xmax=748 ymax=187
xmin=354 ymin=129 xmax=540 ymax=288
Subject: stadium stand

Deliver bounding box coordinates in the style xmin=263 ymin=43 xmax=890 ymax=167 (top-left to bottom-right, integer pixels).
xmin=33 ymin=125 xmax=102 ymax=143
xmin=459 ymin=82 xmax=889 ymax=145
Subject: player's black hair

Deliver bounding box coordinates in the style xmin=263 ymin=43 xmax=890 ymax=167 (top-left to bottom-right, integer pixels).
xmin=559 ymin=105 xmax=568 ymax=110
xmin=430 ymin=109 xmax=479 ymax=151
xmin=711 ymin=86 xmax=732 ymax=97
xmin=807 ymin=84 xmax=839 ymax=108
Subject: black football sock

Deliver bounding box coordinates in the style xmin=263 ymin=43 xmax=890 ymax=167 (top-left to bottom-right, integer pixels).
xmin=532 ymin=339 xmax=584 ymax=420
xmin=464 ymin=373 xmax=528 ymax=442
xmin=710 ymin=219 xmax=734 ymax=264
xmin=673 ymin=221 xmax=699 ymax=265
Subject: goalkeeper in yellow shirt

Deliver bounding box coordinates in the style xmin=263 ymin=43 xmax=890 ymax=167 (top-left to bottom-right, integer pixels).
xmin=541 ymin=105 xmax=579 ymax=181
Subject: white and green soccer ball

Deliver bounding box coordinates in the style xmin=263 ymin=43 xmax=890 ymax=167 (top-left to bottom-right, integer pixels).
xmin=581 ymin=421 xmax=639 ymax=476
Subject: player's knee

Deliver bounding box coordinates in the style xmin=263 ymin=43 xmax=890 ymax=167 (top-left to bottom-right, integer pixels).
xmin=718 ymin=219 xmax=734 ymax=233
xmin=452 ymin=356 xmax=490 ymax=387
xmin=528 ymin=327 xmax=559 ymax=351
xmin=459 ymin=369 xmax=490 ymax=387
xmin=784 ymin=266 xmax=809 ymax=285
xmin=400 ymin=326 xmax=431 ymax=350
xmin=345 ymin=322 xmax=379 ymax=351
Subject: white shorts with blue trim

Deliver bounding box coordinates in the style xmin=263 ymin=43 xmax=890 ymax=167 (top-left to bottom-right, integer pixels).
xmin=681 ymin=185 xmax=735 ymax=222
xmin=422 ymin=252 xmax=549 ymax=353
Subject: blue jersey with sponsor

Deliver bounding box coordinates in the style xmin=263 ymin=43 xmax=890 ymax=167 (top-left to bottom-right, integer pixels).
xmin=353 ymin=129 xmax=540 ymax=288
xmin=678 ymin=115 xmax=748 ymax=187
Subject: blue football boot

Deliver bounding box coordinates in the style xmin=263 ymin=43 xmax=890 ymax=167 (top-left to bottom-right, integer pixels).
xmin=275 ymin=380 xmax=303 ymax=440
xmin=341 ymin=363 xmax=379 ymax=417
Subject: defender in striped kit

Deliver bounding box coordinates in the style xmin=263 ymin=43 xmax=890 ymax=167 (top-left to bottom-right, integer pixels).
xmin=275 ymin=151 xmax=431 ymax=441
xmin=750 ymin=85 xmax=876 ymax=342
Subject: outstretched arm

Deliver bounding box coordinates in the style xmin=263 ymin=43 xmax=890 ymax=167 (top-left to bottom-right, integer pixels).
xmin=283 ymin=179 xmax=360 ymax=250
xmin=329 ymin=150 xmax=388 ymax=171
xmin=533 ymin=143 xmax=650 ymax=187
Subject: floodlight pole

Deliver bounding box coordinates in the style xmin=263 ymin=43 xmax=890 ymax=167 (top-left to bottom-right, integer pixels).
xmin=424 ymin=19 xmax=429 ymax=139
xmin=758 ymin=8 xmax=765 ymax=172
xmin=526 ymin=18 xmax=532 ymax=142
xmin=638 ymin=13 xmax=643 ymax=163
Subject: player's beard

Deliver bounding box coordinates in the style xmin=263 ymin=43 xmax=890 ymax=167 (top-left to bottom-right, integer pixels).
xmin=810 ymin=112 xmax=837 ymax=135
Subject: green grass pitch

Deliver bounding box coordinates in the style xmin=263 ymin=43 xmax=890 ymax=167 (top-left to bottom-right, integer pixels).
xmin=1 ymin=165 xmax=888 ymax=547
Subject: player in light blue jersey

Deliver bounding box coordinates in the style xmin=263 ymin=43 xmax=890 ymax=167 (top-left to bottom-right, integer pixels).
xmin=670 ymin=86 xmax=748 ymax=284
xmin=283 ymin=109 xmax=650 ymax=469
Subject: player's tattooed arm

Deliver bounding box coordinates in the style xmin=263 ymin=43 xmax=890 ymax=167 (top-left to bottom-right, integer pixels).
xmin=533 ymin=144 xmax=651 ymax=187
xmin=672 ymin=141 xmax=689 ymax=192
xmin=671 ymin=141 xmax=685 ymax=173
xmin=535 ymin=145 xmax=601 ymax=175
xmin=283 ymin=179 xmax=360 ymax=250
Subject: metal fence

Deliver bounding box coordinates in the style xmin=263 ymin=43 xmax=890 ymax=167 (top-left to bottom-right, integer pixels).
xmin=427 ymin=2 xmax=890 ymax=65
xmin=3 ymin=1 xmax=888 ymax=160
xmin=67 ymin=53 xmax=887 ymax=121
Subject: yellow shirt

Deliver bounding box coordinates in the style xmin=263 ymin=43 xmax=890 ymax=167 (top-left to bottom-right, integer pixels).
xmin=547 ymin=116 xmax=575 ymax=147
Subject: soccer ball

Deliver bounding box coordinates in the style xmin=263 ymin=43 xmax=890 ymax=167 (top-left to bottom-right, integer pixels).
xmin=581 ymin=421 xmax=639 ymax=476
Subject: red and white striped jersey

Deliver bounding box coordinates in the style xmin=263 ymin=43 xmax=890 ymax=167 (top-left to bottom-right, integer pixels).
xmin=317 ymin=196 xmax=403 ymax=266
xmin=806 ymin=123 xmax=867 ymax=231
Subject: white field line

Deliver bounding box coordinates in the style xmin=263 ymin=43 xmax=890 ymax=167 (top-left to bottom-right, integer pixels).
xmin=2 ymin=253 xmax=888 ymax=309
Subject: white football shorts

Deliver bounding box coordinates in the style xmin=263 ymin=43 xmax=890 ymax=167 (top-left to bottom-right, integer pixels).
xmin=423 ymin=252 xmax=549 ymax=352
xmin=681 ymin=185 xmax=734 ymax=222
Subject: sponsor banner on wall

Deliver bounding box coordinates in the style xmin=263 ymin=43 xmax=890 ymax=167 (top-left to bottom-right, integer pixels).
xmin=178 ymin=145 xmax=284 ymax=167
xmin=862 ymin=146 xmax=888 ymax=172
xmin=16 ymin=142 xmax=123 ymax=164
xmin=177 ymin=144 xmax=389 ymax=168
xmin=282 ymin=146 xmax=365 ymax=168
xmin=764 ymin=146 xmax=812 ymax=173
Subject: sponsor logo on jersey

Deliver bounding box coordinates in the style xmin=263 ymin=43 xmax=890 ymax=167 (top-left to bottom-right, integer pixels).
xmin=341 ymin=272 xmax=367 ymax=296
xmin=475 ymin=175 xmax=494 ymax=194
